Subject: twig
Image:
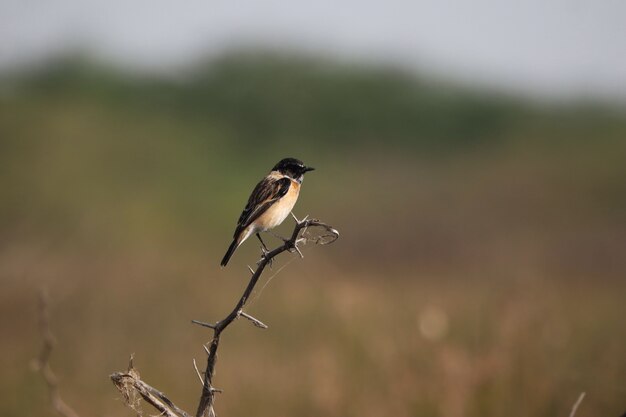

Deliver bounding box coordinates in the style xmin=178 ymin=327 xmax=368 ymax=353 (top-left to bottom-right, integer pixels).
xmin=32 ymin=289 xmax=81 ymax=417
xmin=110 ymin=357 xmax=191 ymax=417
xmin=194 ymin=218 xmax=338 ymax=417
xmin=568 ymin=392 xmax=586 ymax=417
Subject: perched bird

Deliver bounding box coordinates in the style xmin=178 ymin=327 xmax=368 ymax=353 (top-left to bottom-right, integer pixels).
xmin=220 ymin=158 xmax=315 ymax=266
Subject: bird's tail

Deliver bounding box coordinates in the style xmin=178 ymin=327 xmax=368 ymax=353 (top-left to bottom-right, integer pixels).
xmin=220 ymin=238 xmax=240 ymax=267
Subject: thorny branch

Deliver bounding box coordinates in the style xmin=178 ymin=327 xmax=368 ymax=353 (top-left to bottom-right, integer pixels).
xmin=32 ymin=289 xmax=81 ymax=417
xmin=109 ymin=216 xmax=338 ymax=417
xmin=193 ymin=217 xmax=338 ymax=417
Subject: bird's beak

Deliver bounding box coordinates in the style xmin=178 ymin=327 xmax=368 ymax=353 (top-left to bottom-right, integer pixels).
xmin=303 ymin=166 xmax=315 ymax=173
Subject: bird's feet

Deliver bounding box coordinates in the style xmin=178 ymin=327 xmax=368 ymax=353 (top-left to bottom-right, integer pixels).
xmin=258 ymin=245 xmax=273 ymax=267
xmin=255 ymin=232 xmax=273 ymax=267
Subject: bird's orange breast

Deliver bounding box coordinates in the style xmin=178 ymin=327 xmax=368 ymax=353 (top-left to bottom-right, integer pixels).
xmin=255 ymin=180 xmax=300 ymax=231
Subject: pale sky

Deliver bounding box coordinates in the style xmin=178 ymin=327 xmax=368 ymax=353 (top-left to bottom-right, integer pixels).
xmin=1 ymin=0 xmax=625 ymax=100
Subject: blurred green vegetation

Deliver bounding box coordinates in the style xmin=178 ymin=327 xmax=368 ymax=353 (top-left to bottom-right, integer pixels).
xmin=1 ymin=52 xmax=625 ymax=417
xmin=2 ymin=52 xmax=625 ymax=250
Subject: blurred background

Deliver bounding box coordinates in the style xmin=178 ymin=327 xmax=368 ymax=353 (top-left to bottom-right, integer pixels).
xmin=1 ymin=1 xmax=625 ymax=417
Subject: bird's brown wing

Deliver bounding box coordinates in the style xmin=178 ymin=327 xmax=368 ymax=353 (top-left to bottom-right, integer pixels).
xmin=233 ymin=176 xmax=291 ymax=237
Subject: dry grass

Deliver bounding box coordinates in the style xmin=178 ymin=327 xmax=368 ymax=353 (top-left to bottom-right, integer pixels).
xmin=2 ymin=240 xmax=625 ymax=417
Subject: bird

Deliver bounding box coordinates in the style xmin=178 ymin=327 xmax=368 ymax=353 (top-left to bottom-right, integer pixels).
xmin=220 ymin=157 xmax=315 ymax=267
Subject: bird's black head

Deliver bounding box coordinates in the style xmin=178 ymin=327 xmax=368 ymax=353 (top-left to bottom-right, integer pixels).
xmin=272 ymin=157 xmax=315 ymax=181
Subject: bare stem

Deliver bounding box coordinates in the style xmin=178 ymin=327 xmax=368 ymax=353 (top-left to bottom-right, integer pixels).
xmin=32 ymin=289 xmax=81 ymax=417
xmin=194 ymin=218 xmax=338 ymax=417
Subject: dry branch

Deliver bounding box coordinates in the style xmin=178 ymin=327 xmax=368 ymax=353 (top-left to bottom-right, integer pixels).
xmin=111 ymin=356 xmax=191 ymax=417
xmin=32 ymin=289 xmax=81 ymax=417
xmin=194 ymin=217 xmax=338 ymax=417
xmin=108 ymin=216 xmax=338 ymax=417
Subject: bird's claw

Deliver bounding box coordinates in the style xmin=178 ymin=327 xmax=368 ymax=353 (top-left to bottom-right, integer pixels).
xmin=258 ymin=246 xmax=273 ymax=267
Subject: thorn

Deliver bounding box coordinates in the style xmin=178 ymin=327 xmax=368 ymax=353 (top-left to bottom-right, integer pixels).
xmin=191 ymin=320 xmax=216 ymax=329
xmin=247 ymin=265 xmax=255 ymax=275
xmin=298 ymin=220 xmax=310 ymax=240
xmin=192 ymin=359 xmax=204 ymax=385
xmin=203 ymin=345 xmax=210 ymax=356
xmin=290 ymin=212 xmax=300 ymax=223
xmin=239 ymin=311 xmax=269 ymax=329
xmin=258 ymin=251 xmax=273 ymax=268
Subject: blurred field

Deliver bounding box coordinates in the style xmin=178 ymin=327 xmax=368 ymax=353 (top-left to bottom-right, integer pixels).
xmin=1 ymin=53 xmax=626 ymax=417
